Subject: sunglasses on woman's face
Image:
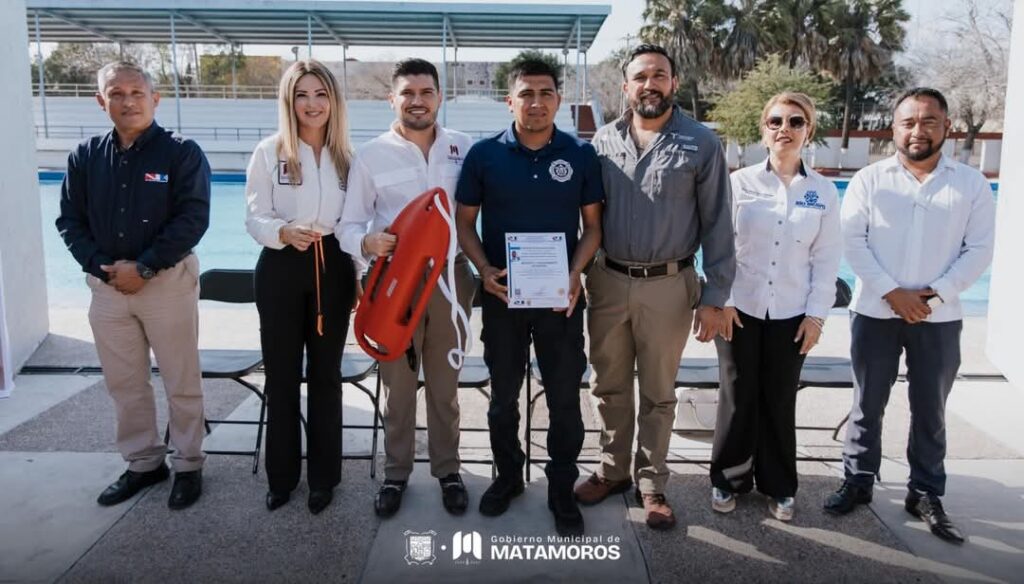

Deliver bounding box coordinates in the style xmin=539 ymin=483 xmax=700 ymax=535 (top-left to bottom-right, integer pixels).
xmin=766 ymin=115 xmax=807 ymax=130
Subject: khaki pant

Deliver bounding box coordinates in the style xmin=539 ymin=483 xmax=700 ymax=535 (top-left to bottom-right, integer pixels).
xmin=87 ymin=254 xmax=205 ymax=472
xmin=379 ymin=258 xmax=475 ymax=481
xmin=585 ymin=255 xmax=700 ymax=494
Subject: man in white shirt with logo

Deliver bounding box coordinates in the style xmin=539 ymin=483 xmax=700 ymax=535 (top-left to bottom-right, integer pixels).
xmin=339 ymin=58 xmax=475 ymax=517
xmin=825 ymin=88 xmax=996 ymax=545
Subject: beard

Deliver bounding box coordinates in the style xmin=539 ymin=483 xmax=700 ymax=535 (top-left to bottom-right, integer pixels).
xmin=631 ymin=90 xmax=673 ymax=119
xmin=401 ymin=111 xmax=435 ymax=131
xmin=898 ymin=136 xmax=945 ymax=161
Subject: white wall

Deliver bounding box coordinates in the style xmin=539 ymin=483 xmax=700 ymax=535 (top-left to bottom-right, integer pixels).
xmin=0 ymin=0 xmax=48 ymax=370
xmin=986 ymin=0 xmax=1024 ymax=388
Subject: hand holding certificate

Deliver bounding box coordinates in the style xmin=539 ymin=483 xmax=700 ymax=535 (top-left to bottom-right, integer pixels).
xmin=505 ymin=233 xmax=570 ymax=309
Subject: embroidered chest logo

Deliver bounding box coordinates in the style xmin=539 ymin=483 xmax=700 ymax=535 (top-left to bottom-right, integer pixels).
xmin=450 ymin=144 xmax=459 ymax=156
xmin=549 ymin=159 xmax=573 ymax=182
xmin=144 ymin=172 xmax=168 ymax=183
xmin=795 ymin=190 xmax=825 ymax=210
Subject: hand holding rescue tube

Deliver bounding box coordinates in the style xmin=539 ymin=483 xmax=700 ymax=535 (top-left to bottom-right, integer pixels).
xmin=354 ymin=187 xmax=471 ymax=367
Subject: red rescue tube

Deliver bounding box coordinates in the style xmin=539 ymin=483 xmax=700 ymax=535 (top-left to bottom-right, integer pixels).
xmin=354 ymin=187 xmax=451 ymax=361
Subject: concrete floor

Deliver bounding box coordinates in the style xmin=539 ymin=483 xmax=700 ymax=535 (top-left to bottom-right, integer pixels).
xmin=2 ymin=308 xmax=1023 ymax=583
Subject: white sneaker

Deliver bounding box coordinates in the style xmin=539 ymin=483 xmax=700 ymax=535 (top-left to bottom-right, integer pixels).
xmin=711 ymin=488 xmax=736 ymax=513
xmin=768 ymin=497 xmax=795 ymax=521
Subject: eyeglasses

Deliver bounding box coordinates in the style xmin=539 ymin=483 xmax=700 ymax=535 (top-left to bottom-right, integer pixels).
xmin=766 ymin=115 xmax=808 ymax=130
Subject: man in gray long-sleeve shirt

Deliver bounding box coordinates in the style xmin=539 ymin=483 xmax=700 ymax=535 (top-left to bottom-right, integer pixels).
xmin=574 ymin=44 xmax=735 ymax=530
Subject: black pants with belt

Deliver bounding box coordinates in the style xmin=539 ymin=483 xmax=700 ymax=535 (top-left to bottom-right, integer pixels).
xmin=255 ymin=234 xmax=357 ymax=494
xmin=480 ymin=292 xmax=587 ymax=491
xmin=710 ymin=310 xmax=806 ymax=498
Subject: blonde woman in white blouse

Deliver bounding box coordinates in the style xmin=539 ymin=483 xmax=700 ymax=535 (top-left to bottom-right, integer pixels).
xmin=709 ymin=92 xmax=842 ymax=521
xmin=245 ymin=60 xmax=357 ymax=515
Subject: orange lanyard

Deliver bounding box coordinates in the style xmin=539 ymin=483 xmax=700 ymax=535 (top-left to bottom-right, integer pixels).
xmin=313 ymin=238 xmax=326 ymax=336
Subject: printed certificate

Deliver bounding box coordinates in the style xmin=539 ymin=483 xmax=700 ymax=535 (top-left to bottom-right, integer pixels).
xmin=505 ymin=232 xmax=570 ymax=309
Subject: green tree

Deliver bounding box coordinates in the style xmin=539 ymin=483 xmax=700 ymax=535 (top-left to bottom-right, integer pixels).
xmin=715 ymin=0 xmax=771 ymax=80
xmin=493 ymin=50 xmax=564 ymax=92
xmin=710 ymin=55 xmax=835 ymax=149
xmin=641 ymin=0 xmax=725 ymax=120
xmin=819 ymin=0 xmax=909 ymax=149
xmin=761 ymin=0 xmax=832 ymax=68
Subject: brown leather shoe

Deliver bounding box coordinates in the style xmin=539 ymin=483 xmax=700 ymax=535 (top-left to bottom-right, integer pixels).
xmin=637 ymin=491 xmax=677 ymax=530
xmin=573 ymin=473 xmax=633 ymax=506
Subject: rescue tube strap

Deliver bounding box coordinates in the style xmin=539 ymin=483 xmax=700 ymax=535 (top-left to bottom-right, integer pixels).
xmin=313 ymin=237 xmax=326 ymax=336
xmin=432 ymin=191 xmax=472 ymax=369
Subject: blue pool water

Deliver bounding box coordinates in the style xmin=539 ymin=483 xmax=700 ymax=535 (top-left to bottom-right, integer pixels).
xmin=39 ymin=180 xmax=994 ymax=314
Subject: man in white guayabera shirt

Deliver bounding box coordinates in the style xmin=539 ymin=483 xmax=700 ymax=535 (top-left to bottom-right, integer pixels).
xmin=338 ymin=58 xmax=475 ymax=518
xmin=824 ymin=87 xmax=995 ymax=545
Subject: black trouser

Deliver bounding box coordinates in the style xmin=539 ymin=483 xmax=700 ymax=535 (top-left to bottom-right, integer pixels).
xmin=710 ymin=310 xmax=805 ymax=498
xmin=843 ymin=313 xmax=961 ymax=496
xmin=255 ymin=234 xmax=356 ymax=494
xmin=480 ymin=293 xmax=586 ymax=491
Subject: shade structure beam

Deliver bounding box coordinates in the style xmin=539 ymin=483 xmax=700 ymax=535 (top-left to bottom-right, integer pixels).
xmin=173 ymin=10 xmax=233 ymax=45
xmin=38 ymin=9 xmax=120 ymax=43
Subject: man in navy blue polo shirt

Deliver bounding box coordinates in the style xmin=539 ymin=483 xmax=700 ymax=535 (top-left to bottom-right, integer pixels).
xmin=56 ymin=62 xmax=211 ymax=510
xmin=455 ymin=58 xmax=604 ymax=536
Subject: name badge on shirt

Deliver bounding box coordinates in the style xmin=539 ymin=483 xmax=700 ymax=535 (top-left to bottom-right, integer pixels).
xmin=277 ymin=161 xmax=302 ymax=186
xmin=794 ymin=190 xmax=826 ymax=210
xmin=144 ymin=172 xmax=168 ymax=183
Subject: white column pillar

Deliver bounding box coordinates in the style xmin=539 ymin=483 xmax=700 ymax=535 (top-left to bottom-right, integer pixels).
xmin=307 ymin=14 xmax=312 ymax=58
xmin=441 ymin=16 xmax=448 ymax=126
xmin=1 ymin=0 xmax=49 ymax=371
xmin=986 ymin=0 xmax=1024 ymax=387
xmin=34 ymin=11 xmax=48 ymax=139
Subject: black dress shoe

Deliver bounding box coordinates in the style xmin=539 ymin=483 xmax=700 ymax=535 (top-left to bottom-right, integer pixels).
xmin=97 ymin=463 xmax=169 ymax=506
xmin=823 ymin=479 xmax=873 ymax=515
xmin=168 ymin=470 xmax=202 ymax=510
xmin=439 ymin=473 xmax=469 ymax=515
xmin=906 ymin=491 xmax=965 ymax=544
xmin=308 ymin=489 xmax=334 ymax=515
xmin=548 ymin=487 xmax=584 ymax=537
xmin=266 ymin=490 xmax=291 ymax=511
xmin=374 ymin=480 xmax=407 ymax=517
xmin=479 ymin=476 xmax=525 ymax=517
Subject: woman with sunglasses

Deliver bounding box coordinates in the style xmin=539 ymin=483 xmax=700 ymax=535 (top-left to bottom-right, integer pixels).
xmin=709 ymin=92 xmax=842 ymax=521
xmin=245 ymin=60 xmax=358 ymax=514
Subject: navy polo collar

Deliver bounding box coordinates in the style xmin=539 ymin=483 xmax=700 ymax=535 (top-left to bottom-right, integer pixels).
xmin=110 ymin=121 xmax=163 ymax=152
xmin=499 ymin=123 xmax=571 ymax=154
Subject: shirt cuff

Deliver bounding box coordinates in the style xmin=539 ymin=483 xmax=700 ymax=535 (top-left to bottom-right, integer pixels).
xmin=805 ymin=303 xmax=830 ymax=320
xmin=930 ymin=277 xmax=957 ymax=305
xmin=260 ymin=220 xmax=289 ymax=250
xmin=699 ymin=287 xmax=729 ymax=308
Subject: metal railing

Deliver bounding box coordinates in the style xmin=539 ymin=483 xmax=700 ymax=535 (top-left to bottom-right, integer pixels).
xmin=34 ymin=124 xmax=496 ymax=142
xmin=32 ymin=83 xmax=582 ymax=102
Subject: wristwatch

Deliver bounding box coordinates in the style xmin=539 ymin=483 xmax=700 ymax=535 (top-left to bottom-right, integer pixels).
xmin=136 ymin=263 xmax=156 ymax=280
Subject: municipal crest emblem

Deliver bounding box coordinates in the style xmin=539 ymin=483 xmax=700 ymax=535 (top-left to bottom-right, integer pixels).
xmin=549 ymin=159 xmax=573 ymax=182
xmin=803 ymin=191 xmax=819 ymax=206
xmin=404 ymin=530 xmax=437 ymax=565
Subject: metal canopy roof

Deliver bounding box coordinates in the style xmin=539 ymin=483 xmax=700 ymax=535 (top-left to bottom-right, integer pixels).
xmin=25 ymin=0 xmax=611 ymax=50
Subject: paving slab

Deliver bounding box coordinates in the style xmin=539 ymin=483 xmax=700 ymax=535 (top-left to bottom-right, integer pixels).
xmin=0 ymin=451 xmax=136 ymax=583
xmin=0 ymin=374 xmax=97 ymax=434
xmin=359 ymin=464 xmax=648 ymax=584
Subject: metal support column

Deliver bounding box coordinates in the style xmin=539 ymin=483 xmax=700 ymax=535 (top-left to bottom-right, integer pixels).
xmin=170 ymin=13 xmax=182 ymax=132
xmin=574 ymin=17 xmax=581 ymax=131
xmin=307 ymin=14 xmax=313 ymax=58
xmin=230 ymin=44 xmax=238 ymax=99
xmin=453 ymin=47 xmax=458 ymax=99
xmin=441 ymin=16 xmax=448 ymax=126
xmin=342 ymin=45 xmax=348 ymax=97
xmin=34 ymin=11 xmax=49 ymax=138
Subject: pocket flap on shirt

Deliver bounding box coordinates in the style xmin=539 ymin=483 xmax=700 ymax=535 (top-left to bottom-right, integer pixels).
xmin=372 ymin=167 xmax=418 ymax=189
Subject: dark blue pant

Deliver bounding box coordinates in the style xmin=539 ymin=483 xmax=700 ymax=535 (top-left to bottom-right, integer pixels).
xmin=843 ymin=313 xmax=962 ymax=496
xmin=481 ymin=293 xmax=586 ymax=490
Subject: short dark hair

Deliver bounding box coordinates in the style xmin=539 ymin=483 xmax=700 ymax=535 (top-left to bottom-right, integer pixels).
xmin=893 ymin=87 xmax=949 ymax=115
xmin=507 ymin=58 xmax=561 ymax=91
xmin=392 ymin=58 xmax=439 ymax=90
xmin=622 ymin=43 xmax=676 ymax=78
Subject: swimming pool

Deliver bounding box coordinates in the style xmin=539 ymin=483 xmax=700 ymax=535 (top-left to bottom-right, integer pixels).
xmin=38 ymin=179 xmax=994 ymax=315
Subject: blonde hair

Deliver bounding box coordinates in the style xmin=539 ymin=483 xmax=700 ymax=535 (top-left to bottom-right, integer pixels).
xmin=760 ymin=92 xmax=817 ymax=147
xmin=276 ymin=59 xmax=352 ymax=186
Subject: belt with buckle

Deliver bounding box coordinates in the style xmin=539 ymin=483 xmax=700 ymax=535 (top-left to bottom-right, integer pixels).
xmin=604 ymin=256 xmax=694 ymax=279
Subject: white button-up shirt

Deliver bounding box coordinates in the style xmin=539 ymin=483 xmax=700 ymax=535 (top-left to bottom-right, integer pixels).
xmin=841 ymin=154 xmax=996 ymax=322
xmin=338 ymin=122 xmax=473 ymax=268
xmin=727 ymin=160 xmax=842 ymax=320
xmin=244 ymin=135 xmax=347 ymax=249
